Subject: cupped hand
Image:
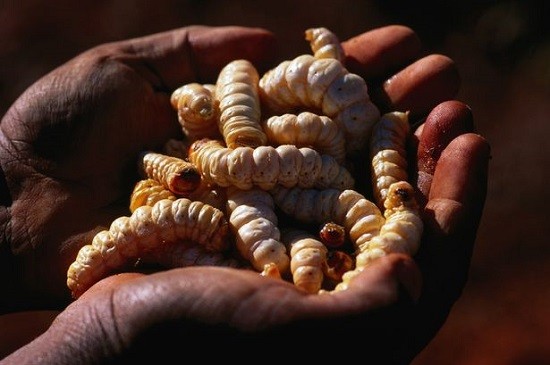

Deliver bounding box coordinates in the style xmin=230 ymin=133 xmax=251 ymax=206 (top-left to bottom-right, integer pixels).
xmin=0 ymin=25 xmax=490 ymax=364
xmin=0 ymin=26 xmax=278 ymax=309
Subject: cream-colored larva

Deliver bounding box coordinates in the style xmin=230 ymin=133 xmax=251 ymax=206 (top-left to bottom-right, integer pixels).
xmin=262 ymin=111 xmax=346 ymax=164
xmin=269 ymin=186 xmax=385 ymax=250
xmin=188 ymin=138 xmax=354 ymax=191
xmin=335 ymin=181 xmax=423 ymax=291
xmin=216 ymin=59 xmax=267 ymax=149
xmin=305 ymin=27 xmax=345 ymax=61
xmin=226 ymin=186 xmax=289 ymax=276
xmin=138 ymin=151 xmax=201 ymax=196
xmin=66 ymin=198 xmax=229 ymax=298
xmin=259 ymin=54 xmax=380 ymax=154
xmin=170 ymin=83 xmax=221 ymax=141
xmin=281 ymin=228 xmax=328 ymax=294
xmin=129 ymin=178 xmax=176 ymax=213
xmin=370 ymin=111 xmax=411 ymax=209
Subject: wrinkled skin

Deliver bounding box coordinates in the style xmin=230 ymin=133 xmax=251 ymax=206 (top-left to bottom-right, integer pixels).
xmin=0 ymin=25 xmax=490 ymax=364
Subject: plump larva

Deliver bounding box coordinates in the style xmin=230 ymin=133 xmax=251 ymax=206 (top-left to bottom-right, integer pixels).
xmin=336 ymin=181 xmax=423 ymax=291
xmin=370 ymin=111 xmax=410 ymax=208
xmin=281 ymin=228 xmax=328 ymax=294
xmin=188 ymin=138 xmax=354 ymax=191
xmin=259 ymin=54 xmax=380 ymax=154
xmin=67 ymin=198 xmax=230 ymax=298
xmin=262 ymin=112 xmax=346 ymax=164
xmin=139 ymin=151 xmax=201 ymax=196
xmin=171 ymin=83 xmax=221 ymax=141
xmin=226 ymin=186 xmax=290 ymax=275
xmin=216 ymin=59 xmax=267 ymax=148
xmin=269 ymin=186 xmax=385 ymax=250
xmin=129 ymin=178 xmax=176 ymax=213
xmin=319 ymin=221 xmax=346 ymax=248
xmin=305 ymin=27 xmax=345 ymax=61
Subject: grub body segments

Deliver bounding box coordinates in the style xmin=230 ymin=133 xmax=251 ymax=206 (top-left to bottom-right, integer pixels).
xmin=189 ymin=139 xmax=354 ymax=191
xmin=370 ymin=111 xmax=411 ymax=209
xmin=216 ymin=59 xmax=267 ymax=149
xmin=171 ymin=83 xmax=221 ymax=141
xmin=262 ymin=112 xmax=346 ymax=164
xmin=305 ymin=27 xmax=345 ymax=61
xmin=336 ymin=181 xmax=423 ymax=291
xmin=270 ymin=186 xmax=385 ymax=250
xmin=226 ymin=187 xmax=289 ymax=275
xmin=259 ymin=54 xmax=380 ymax=154
xmin=281 ymin=228 xmax=328 ymax=294
xmin=139 ymin=151 xmax=201 ymax=196
xmin=67 ymin=198 xmax=229 ymax=298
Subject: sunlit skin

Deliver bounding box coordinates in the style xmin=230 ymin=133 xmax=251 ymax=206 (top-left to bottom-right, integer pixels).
xmin=0 ymin=25 xmax=489 ymax=364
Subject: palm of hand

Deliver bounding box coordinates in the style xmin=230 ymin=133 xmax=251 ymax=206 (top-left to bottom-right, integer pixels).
xmin=2 ymin=48 xmax=181 ymax=305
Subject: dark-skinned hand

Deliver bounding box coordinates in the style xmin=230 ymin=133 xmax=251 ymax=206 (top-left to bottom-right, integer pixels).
xmin=0 ymin=25 xmax=490 ymax=364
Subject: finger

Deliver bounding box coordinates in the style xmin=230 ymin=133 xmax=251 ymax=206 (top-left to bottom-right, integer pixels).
xmin=417 ymin=133 xmax=490 ymax=304
xmin=342 ymin=25 xmax=422 ymax=80
xmin=413 ymin=100 xmax=475 ymax=206
xmin=117 ymin=25 xmax=278 ymax=90
xmin=373 ymin=54 xmax=461 ymax=118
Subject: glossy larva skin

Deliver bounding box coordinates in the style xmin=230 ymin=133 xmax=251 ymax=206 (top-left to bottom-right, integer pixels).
xmin=67 ymin=198 xmax=229 ymax=298
xmin=305 ymin=27 xmax=345 ymax=61
xmin=171 ymin=83 xmax=221 ymax=141
xmin=262 ymin=112 xmax=346 ymax=164
xmin=216 ymin=59 xmax=267 ymax=149
xmin=259 ymin=54 xmax=380 ymax=154
xmin=370 ymin=111 xmax=410 ymax=208
xmin=226 ymin=187 xmax=290 ymax=275
xmin=336 ymin=181 xmax=423 ymax=291
xmin=139 ymin=151 xmax=201 ymax=196
xmin=129 ymin=178 xmax=176 ymax=213
xmin=269 ymin=186 xmax=385 ymax=250
xmin=189 ymin=139 xmax=354 ymax=190
xmin=281 ymin=228 xmax=328 ymax=294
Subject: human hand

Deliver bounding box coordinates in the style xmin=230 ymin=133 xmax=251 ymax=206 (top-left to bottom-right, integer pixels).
xmin=0 ymin=25 xmax=490 ymax=364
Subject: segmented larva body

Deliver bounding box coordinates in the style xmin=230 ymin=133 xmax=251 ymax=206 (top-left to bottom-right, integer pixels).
xmin=170 ymin=83 xmax=221 ymax=141
xmin=269 ymin=186 xmax=385 ymax=250
xmin=226 ymin=186 xmax=289 ymax=275
xmin=281 ymin=228 xmax=328 ymax=294
xmin=336 ymin=181 xmax=423 ymax=291
xmin=216 ymin=59 xmax=267 ymax=148
xmin=258 ymin=54 xmax=380 ymax=154
xmin=140 ymin=241 xmax=244 ymax=270
xmin=305 ymin=27 xmax=345 ymax=61
xmin=370 ymin=111 xmax=411 ymax=208
xmin=67 ymin=198 xmax=229 ymax=298
xmin=188 ymin=138 xmax=354 ymax=191
xmin=139 ymin=151 xmax=201 ymax=196
xmin=262 ymin=112 xmax=346 ymax=164
xmin=129 ymin=178 xmax=176 ymax=213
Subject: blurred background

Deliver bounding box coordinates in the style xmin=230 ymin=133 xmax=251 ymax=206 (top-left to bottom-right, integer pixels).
xmin=1 ymin=0 xmax=548 ymax=363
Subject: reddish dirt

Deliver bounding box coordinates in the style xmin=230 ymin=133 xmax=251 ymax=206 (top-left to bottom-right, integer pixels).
xmin=1 ymin=1 xmax=548 ymax=363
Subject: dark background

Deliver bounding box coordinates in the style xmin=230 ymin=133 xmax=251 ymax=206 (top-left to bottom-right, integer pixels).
xmin=1 ymin=1 xmax=549 ymax=363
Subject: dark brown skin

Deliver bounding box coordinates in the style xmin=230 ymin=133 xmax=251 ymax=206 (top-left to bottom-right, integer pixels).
xmin=0 ymin=25 xmax=490 ymax=364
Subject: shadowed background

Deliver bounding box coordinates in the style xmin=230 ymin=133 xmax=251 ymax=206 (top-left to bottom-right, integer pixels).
xmin=1 ymin=1 xmax=548 ymax=363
